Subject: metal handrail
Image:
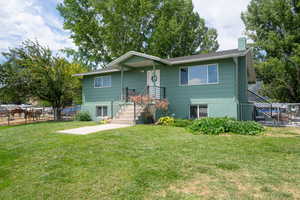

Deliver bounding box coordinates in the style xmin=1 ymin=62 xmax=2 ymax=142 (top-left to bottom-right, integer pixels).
xmin=248 ymin=89 xmax=273 ymax=119
xmin=114 ymin=85 xmax=167 ymax=123
xmin=146 ymin=86 xmax=166 ymax=99
xmin=248 ymin=89 xmax=271 ymax=104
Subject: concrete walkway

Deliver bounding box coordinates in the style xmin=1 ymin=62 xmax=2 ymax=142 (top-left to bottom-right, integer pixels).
xmin=57 ymin=124 xmax=133 ymax=135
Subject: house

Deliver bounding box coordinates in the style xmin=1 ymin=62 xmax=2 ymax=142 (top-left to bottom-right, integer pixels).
xmin=75 ymin=38 xmax=256 ymax=124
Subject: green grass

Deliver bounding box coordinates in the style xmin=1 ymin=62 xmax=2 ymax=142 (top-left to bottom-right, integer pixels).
xmin=0 ymin=126 xmax=11 ymax=131
xmin=0 ymin=122 xmax=300 ymax=199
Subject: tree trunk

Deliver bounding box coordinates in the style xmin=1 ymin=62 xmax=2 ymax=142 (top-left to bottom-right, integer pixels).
xmin=53 ymin=107 xmax=63 ymax=121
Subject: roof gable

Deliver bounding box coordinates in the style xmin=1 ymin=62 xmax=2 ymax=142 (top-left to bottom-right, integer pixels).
xmin=106 ymin=51 xmax=171 ymax=68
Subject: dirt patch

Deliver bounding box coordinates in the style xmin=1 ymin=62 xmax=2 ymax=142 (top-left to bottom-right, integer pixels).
xmin=264 ymin=133 xmax=299 ymax=138
xmin=264 ymin=127 xmax=300 ymax=138
xmin=155 ymin=169 xmax=299 ymax=199
xmin=159 ymin=171 xmax=257 ymax=199
xmin=169 ymin=175 xmax=212 ymax=196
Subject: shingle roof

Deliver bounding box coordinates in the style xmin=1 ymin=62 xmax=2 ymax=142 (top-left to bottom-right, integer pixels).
xmin=165 ymin=49 xmax=247 ymax=63
xmin=74 ymin=49 xmax=251 ymax=76
xmin=73 ymin=68 xmax=120 ymax=77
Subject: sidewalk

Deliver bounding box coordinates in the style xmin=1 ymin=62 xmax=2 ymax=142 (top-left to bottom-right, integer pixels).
xmin=57 ymin=124 xmax=133 ymax=135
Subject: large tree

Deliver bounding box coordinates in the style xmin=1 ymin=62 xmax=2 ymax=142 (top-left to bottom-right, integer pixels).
xmin=0 ymin=40 xmax=86 ymax=120
xmin=242 ymin=0 xmax=300 ymax=102
xmin=57 ymin=0 xmax=219 ymax=67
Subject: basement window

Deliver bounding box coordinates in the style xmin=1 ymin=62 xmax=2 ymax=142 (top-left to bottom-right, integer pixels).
xmin=96 ymin=106 xmax=108 ymax=117
xmin=190 ymin=104 xmax=208 ymax=119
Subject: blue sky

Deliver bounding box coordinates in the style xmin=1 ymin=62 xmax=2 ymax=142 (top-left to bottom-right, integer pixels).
xmin=0 ymin=0 xmax=251 ymax=63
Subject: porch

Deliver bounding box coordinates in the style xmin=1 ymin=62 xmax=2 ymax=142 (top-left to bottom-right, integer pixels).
xmin=107 ymin=51 xmax=170 ymax=102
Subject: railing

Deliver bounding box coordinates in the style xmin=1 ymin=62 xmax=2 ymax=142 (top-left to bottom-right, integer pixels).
xmin=124 ymin=87 xmax=136 ymax=102
xmin=124 ymin=86 xmax=166 ymax=102
xmin=147 ymin=86 xmax=166 ymax=99
xmin=248 ymin=89 xmax=273 ymax=120
xmin=111 ymin=86 xmax=167 ymax=124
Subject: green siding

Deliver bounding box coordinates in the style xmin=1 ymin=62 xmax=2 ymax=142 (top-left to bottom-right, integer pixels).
xmin=159 ymin=59 xmax=238 ymax=119
xmin=123 ymin=56 xmax=148 ymax=65
xmin=240 ymin=103 xmax=254 ymax=121
xmin=83 ymin=74 xmax=121 ymax=102
xmin=81 ymin=56 xmax=253 ymax=121
xmin=238 ymin=57 xmax=248 ymax=103
xmin=237 ymin=57 xmax=254 ymax=120
xmin=82 ymin=101 xmax=112 ymax=121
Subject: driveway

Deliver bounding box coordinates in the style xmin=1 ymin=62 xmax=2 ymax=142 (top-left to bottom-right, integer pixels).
xmin=57 ymin=124 xmax=133 ymax=135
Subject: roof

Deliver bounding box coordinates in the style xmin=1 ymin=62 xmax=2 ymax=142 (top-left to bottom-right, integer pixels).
xmin=166 ymin=49 xmax=248 ymax=64
xmin=73 ymin=68 xmax=120 ymax=77
xmin=106 ymin=51 xmax=172 ymax=68
xmin=74 ymin=49 xmax=251 ymax=76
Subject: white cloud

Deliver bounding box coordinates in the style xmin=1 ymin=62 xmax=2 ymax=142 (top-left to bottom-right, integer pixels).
xmin=0 ymin=0 xmax=251 ymax=59
xmin=0 ymin=0 xmax=75 ymax=55
xmin=192 ymin=0 xmax=251 ymax=50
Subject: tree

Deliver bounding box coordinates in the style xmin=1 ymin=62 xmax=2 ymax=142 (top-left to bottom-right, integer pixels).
xmin=242 ymin=0 xmax=300 ymax=102
xmin=57 ymin=0 xmax=219 ymax=67
xmin=0 ymin=40 xmax=87 ymax=120
xmin=61 ymin=47 xmax=97 ymax=71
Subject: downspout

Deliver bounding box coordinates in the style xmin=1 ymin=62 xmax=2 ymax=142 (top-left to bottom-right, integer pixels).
xmin=120 ymin=65 xmax=124 ymax=101
xmin=152 ymin=61 xmax=156 ymax=96
xmin=152 ymin=61 xmax=157 ymax=120
xmin=233 ymin=57 xmax=240 ymax=120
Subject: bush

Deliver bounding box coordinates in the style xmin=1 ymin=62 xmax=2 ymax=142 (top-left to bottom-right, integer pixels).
xmin=229 ymin=121 xmax=265 ymax=135
xmin=99 ymin=120 xmax=109 ymax=124
xmin=188 ymin=117 xmax=264 ymax=135
xmin=188 ymin=117 xmax=233 ymax=135
xmin=173 ymin=119 xmax=193 ymax=127
xmin=156 ymin=116 xmax=175 ymax=126
xmin=75 ymin=111 xmax=92 ymax=121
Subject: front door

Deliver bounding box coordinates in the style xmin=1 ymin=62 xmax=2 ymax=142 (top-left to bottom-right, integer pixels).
xmin=147 ymin=70 xmax=160 ymax=99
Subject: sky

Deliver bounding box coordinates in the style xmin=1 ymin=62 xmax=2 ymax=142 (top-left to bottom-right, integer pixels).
xmin=0 ymin=0 xmax=251 ymax=62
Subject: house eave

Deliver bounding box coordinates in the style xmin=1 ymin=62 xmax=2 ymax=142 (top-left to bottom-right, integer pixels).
xmin=169 ymin=50 xmax=250 ymax=65
xmin=73 ymin=69 xmax=121 ymax=77
xmin=106 ymin=51 xmax=172 ymax=68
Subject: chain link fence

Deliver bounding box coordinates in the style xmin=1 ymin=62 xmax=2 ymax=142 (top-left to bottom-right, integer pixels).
xmin=254 ymin=103 xmax=300 ymax=126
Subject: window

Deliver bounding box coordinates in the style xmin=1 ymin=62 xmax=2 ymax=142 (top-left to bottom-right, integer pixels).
xmin=94 ymin=75 xmax=111 ymax=88
xmin=180 ymin=68 xmax=188 ymax=85
xmin=96 ymin=106 xmax=108 ymax=117
xmin=190 ymin=104 xmax=208 ymax=119
xmin=180 ymin=64 xmax=218 ymax=85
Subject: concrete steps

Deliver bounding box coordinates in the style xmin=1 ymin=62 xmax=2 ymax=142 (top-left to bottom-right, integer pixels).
xmin=111 ymin=104 xmax=144 ymax=125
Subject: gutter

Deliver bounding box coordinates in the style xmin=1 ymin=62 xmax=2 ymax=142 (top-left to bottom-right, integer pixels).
xmin=169 ymin=50 xmax=250 ymax=65
xmin=73 ymin=69 xmax=121 ymax=77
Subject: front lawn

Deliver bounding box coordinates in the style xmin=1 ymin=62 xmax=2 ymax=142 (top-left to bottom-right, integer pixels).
xmin=0 ymin=126 xmax=11 ymax=131
xmin=0 ymin=122 xmax=299 ymax=199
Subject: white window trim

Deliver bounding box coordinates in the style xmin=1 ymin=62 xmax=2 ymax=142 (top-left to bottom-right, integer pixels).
xmin=94 ymin=75 xmax=112 ymax=88
xmin=179 ymin=64 xmax=219 ymax=86
xmin=96 ymin=105 xmax=108 ymax=117
xmin=189 ymin=104 xmax=209 ymax=119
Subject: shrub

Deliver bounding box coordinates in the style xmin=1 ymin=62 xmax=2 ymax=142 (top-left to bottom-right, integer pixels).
xmin=188 ymin=117 xmax=233 ymax=135
xmin=173 ymin=119 xmax=193 ymax=127
xmin=228 ymin=121 xmax=265 ymax=135
xmin=75 ymin=111 xmax=92 ymax=121
xmin=155 ymin=99 xmax=169 ymax=111
xmin=99 ymin=119 xmax=109 ymax=124
xmin=188 ymin=117 xmax=264 ymax=135
xmin=157 ymin=116 xmax=175 ymax=126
